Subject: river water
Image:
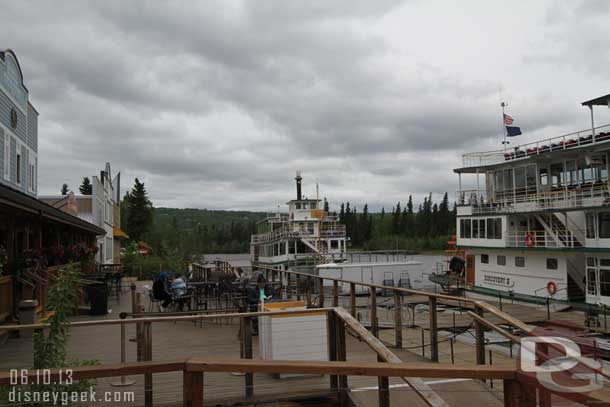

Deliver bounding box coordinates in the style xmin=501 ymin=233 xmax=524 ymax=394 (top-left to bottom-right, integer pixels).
xmin=199 ymin=252 xmax=447 ymax=290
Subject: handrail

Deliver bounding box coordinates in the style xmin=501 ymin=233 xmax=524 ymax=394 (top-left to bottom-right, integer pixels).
xmin=461 ymin=123 xmax=610 ymax=167
xmin=0 ymin=358 xmax=515 ymax=386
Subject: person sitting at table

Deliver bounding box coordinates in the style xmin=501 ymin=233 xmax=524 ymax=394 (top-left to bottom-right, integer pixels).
xmin=153 ymin=272 xmax=173 ymax=311
xmin=172 ymin=275 xmax=189 ymax=311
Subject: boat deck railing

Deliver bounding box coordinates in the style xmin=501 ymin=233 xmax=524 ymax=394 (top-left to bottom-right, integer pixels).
xmin=251 ymin=224 xmax=346 ymax=244
xmin=458 ymin=183 xmax=610 ymax=214
xmin=461 ymin=123 xmax=610 ymax=168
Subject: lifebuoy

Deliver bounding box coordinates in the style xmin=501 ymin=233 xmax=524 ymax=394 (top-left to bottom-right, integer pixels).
xmin=547 ymin=281 xmax=557 ymax=296
xmin=524 ymin=232 xmax=535 ymax=247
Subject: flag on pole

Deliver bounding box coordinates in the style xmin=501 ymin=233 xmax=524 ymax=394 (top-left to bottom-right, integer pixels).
xmin=503 ymin=113 xmax=514 ymax=125
xmin=506 ymin=126 xmax=522 ymax=137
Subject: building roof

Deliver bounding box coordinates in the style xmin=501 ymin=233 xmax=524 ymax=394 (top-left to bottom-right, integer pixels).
xmin=582 ymin=93 xmax=610 ymax=107
xmin=0 ymin=183 xmax=105 ymax=235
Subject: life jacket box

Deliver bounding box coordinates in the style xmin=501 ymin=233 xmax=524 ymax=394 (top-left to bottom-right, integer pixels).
xmin=259 ymin=300 xmax=328 ymax=378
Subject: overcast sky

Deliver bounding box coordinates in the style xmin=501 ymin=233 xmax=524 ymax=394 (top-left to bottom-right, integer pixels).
xmin=3 ymin=0 xmax=610 ymax=211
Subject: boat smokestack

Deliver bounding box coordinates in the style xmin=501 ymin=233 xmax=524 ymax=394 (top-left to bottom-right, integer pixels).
xmin=295 ymin=171 xmax=302 ymax=200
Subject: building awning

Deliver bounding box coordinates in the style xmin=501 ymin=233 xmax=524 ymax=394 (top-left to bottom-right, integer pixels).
xmin=113 ymin=226 xmax=129 ymax=239
xmin=0 ymin=183 xmax=105 ymax=235
xmin=582 ymin=93 xmax=610 ymax=107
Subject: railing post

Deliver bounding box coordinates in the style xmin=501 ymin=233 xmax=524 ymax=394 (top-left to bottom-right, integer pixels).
xmin=332 ymin=280 xmax=339 ymax=308
xmin=142 ymin=321 xmax=152 ymax=407
xmin=370 ymin=287 xmax=378 ymax=337
xmin=327 ymin=311 xmax=338 ymax=390
xmin=242 ymin=316 xmax=253 ymax=399
xmin=394 ymin=292 xmax=402 ymax=349
xmin=318 ymin=278 xmax=325 ymax=308
xmin=286 ymin=273 xmax=292 ymax=299
xmin=474 ymin=305 xmax=486 ymax=365
xmin=183 ymin=371 xmax=204 ymax=407
xmin=336 ymin=314 xmax=348 ymax=407
xmin=378 ymin=375 xmax=390 ymax=407
xmin=429 ymin=296 xmax=438 ymax=362
xmin=350 ymin=283 xmax=356 ymax=317
xmin=306 ymin=276 xmax=312 ymax=307
xmin=296 ymin=276 xmax=301 ymax=301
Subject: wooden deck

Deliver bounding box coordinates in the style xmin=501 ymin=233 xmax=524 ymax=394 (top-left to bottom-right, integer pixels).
xmin=0 ymin=281 xmax=514 ymax=407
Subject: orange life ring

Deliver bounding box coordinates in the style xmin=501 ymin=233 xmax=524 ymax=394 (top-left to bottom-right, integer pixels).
xmin=524 ymin=232 xmax=535 ymax=247
xmin=547 ymin=281 xmax=557 ymax=296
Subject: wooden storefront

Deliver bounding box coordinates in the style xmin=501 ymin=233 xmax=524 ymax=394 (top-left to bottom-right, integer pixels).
xmin=0 ymin=184 xmax=105 ymax=322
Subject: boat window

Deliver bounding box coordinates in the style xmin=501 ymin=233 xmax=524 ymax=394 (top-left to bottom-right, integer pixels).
xmin=550 ymin=163 xmax=564 ymax=189
xmin=587 ymin=266 xmax=597 ymax=295
xmin=526 ymin=165 xmax=537 ymax=194
xmin=330 ymin=240 xmax=339 ymax=249
xmin=515 ymin=167 xmax=526 ymax=194
xmin=586 ymin=213 xmax=596 ymax=239
xmin=515 ymin=256 xmax=525 ymax=267
xmin=546 ymin=258 xmax=558 ymax=270
xmin=310 ymin=202 xmax=317 ymax=209
xmin=481 ymin=254 xmax=489 ymax=264
xmin=302 ymin=203 xmax=308 ymax=209
xmin=478 ymin=219 xmax=486 ymax=238
xmin=598 ymin=212 xmax=610 ymax=239
xmin=539 ymin=167 xmax=548 ymax=188
xmin=497 ymin=255 xmax=506 ymax=266
xmin=461 ymin=219 xmax=471 ymax=239
xmin=493 ymin=218 xmax=502 ymax=239
xmin=472 ymin=219 xmax=479 ymax=238
xmin=486 ymin=218 xmax=495 ymax=239
xmin=600 ymin=268 xmax=610 ymax=297
xmin=295 ymin=203 xmax=301 ymax=209
xmin=566 ymin=160 xmax=577 ymax=187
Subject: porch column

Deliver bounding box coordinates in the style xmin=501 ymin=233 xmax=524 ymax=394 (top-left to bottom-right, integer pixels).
xmin=590 ymin=105 xmax=596 ymax=140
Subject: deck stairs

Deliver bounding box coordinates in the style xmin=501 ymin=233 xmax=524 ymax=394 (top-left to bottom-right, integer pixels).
xmin=535 ymin=213 xmax=584 ymax=248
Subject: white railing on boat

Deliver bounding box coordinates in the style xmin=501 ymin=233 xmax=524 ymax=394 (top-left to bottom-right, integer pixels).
xmin=458 ymin=184 xmax=610 ymax=214
xmin=251 ymin=224 xmax=346 ymax=244
xmin=505 ymin=230 xmax=580 ymax=249
xmin=461 ymin=124 xmax=610 ymax=168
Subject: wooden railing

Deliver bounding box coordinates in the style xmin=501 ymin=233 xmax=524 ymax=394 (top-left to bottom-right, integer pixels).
xmin=2 ymin=305 xmax=606 ymax=407
xmin=0 ymin=358 xmax=519 ymax=407
xmin=0 ymin=275 xmax=12 ymax=321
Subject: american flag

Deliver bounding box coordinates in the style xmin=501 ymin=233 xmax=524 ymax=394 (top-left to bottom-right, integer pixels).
xmin=503 ymin=113 xmax=514 ymax=125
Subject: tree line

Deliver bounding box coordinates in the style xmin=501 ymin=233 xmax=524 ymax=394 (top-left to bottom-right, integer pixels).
xmin=336 ymin=192 xmax=456 ymax=251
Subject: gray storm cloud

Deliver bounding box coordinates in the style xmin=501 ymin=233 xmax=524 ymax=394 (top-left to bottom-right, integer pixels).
xmin=2 ymin=0 xmax=609 ymax=211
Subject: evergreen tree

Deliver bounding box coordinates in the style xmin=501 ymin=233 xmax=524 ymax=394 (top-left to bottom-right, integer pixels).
xmin=391 ymin=202 xmax=401 ymax=234
xmin=60 ymin=183 xmax=69 ymax=195
xmin=79 ymin=177 xmax=92 ymax=195
xmin=380 ymin=207 xmax=385 ymax=219
xmin=339 ymin=203 xmax=345 ymax=224
xmin=323 ymin=198 xmax=329 ymax=212
xmin=125 ymin=178 xmax=153 ymax=242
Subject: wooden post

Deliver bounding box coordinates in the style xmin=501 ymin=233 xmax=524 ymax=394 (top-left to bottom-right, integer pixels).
xmin=143 ymin=322 xmax=153 ymax=407
xmin=336 ymin=315 xmax=348 ymax=407
xmin=183 ymin=371 xmax=204 ymax=407
xmin=370 ymin=288 xmax=378 ymax=337
xmin=350 ymin=283 xmax=356 ymax=317
xmin=306 ymin=276 xmax=312 ymax=307
xmin=474 ymin=306 xmax=486 ymax=365
xmin=296 ymin=276 xmax=301 ymax=301
xmin=243 ymin=316 xmax=253 ymax=399
xmin=378 ymin=375 xmax=390 ymax=407
xmin=327 ymin=311 xmax=338 ymax=390
xmin=503 ymin=379 xmax=535 ymax=407
xmin=318 ymin=278 xmax=325 ymax=308
xmin=286 ymin=273 xmax=292 ymax=299
xmin=332 ymin=280 xmax=339 ymax=308
xmin=429 ymin=296 xmax=438 ymax=362
xmin=394 ymin=292 xmax=402 ymax=348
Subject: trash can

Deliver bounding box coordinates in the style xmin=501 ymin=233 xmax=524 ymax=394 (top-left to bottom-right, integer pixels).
xmin=18 ymin=300 xmax=39 ymax=338
xmin=87 ymin=282 xmax=108 ymax=315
